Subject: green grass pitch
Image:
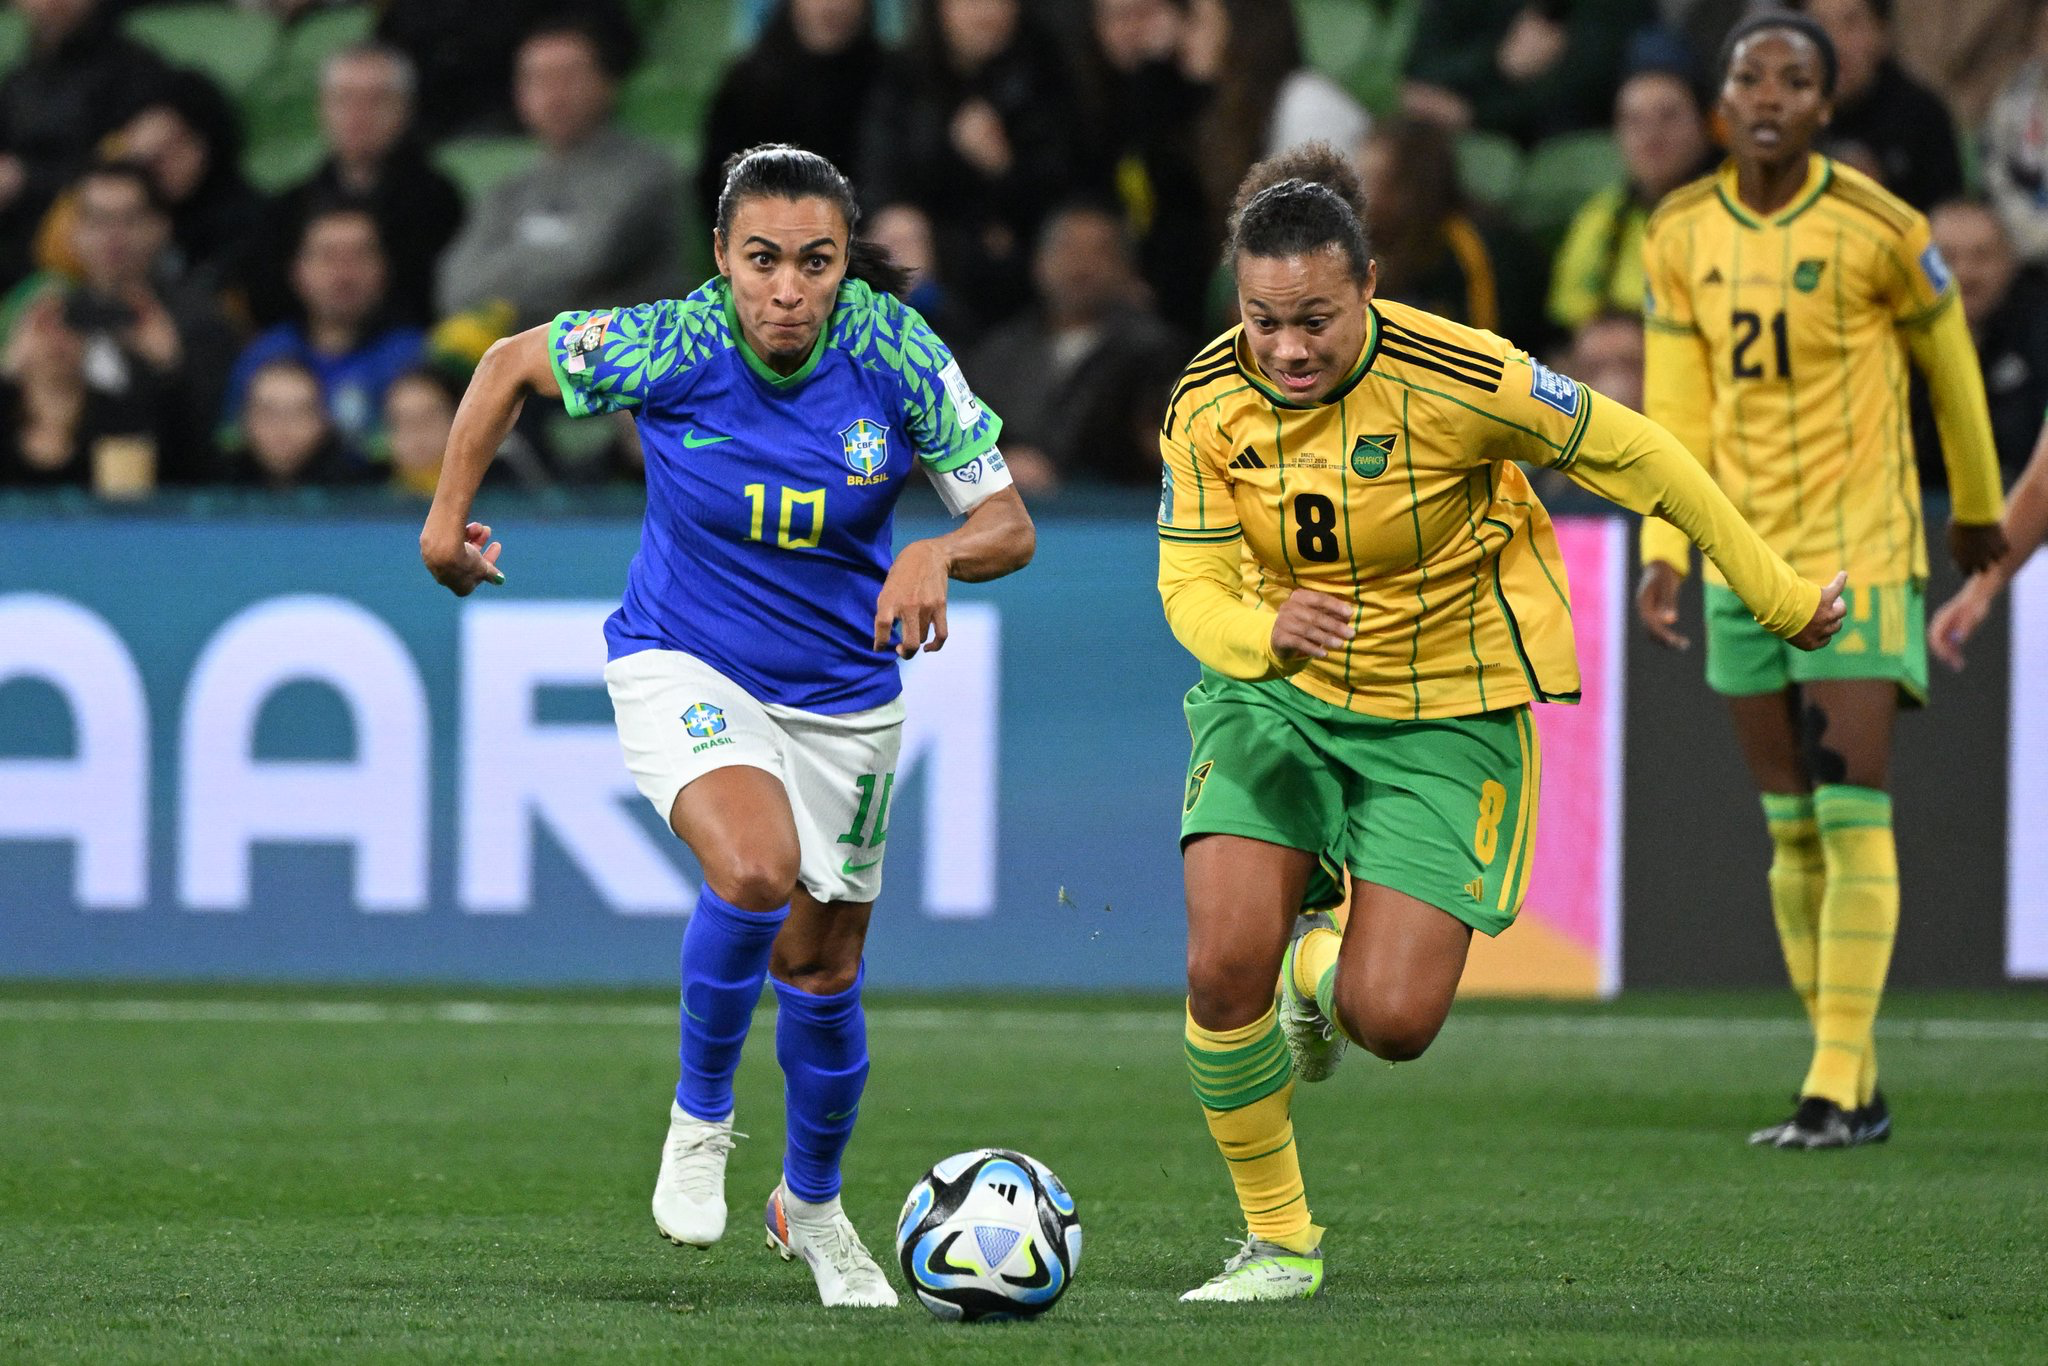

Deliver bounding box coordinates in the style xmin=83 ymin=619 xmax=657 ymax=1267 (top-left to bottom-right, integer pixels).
xmin=2 ymin=987 xmax=2044 ymax=1363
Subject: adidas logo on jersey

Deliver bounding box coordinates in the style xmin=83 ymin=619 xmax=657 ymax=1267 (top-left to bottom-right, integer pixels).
xmin=1700 ymin=267 xmax=1725 ymax=286
xmin=1464 ymin=877 xmax=1485 ymax=902
xmin=1229 ymin=447 xmax=1267 ymax=470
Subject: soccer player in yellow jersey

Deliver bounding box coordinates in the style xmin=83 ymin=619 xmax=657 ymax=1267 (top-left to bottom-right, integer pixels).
xmin=1634 ymin=14 xmax=2007 ymax=1150
xmin=1157 ymin=142 xmax=1846 ymax=1304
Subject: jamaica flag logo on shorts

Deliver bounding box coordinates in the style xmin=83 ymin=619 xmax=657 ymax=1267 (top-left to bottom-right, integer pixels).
xmin=1351 ymin=434 xmax=1396 ymax=478
xmin=1184 ymin=760 xmax=1213 ymax=813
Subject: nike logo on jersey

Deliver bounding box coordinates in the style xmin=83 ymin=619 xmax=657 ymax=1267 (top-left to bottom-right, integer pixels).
xmin=841 ymin=854 xmax=883 ymax=874
xmin=682 ymin=430 xmax=734 ymax=448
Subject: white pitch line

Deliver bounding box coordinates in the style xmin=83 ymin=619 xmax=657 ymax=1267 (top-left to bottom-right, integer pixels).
xmin=0 ymin=999 xmax=2042 ymax=1042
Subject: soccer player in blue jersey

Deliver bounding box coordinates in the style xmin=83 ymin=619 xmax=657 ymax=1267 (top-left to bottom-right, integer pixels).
xmin=420 ymin=145 xmax=1034 ymax=1308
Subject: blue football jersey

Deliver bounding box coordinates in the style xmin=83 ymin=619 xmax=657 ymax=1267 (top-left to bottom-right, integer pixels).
xmin=548 ymin=276 xmax=1003 ymax=713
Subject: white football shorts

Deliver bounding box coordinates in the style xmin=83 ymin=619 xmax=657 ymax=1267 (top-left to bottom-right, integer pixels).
xmin=604 ymin=648 xmax=905 ymax=906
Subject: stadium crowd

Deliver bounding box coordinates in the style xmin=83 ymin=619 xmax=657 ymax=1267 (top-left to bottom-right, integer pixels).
xmin=0 ymin=0 xmax=2042 ymax=500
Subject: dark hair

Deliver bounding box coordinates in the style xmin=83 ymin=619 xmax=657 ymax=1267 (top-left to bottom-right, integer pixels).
xmin=522 ymin=15 xmax=639 ymax=82
xmin=1227 ymin=141 xmax=1374 ymax=284
xmin=74 ymin=158 xmax=168 ymax=216
xmin=1793 ymin=0 xmax=1889 ymax=23
xmin=1720 ymin=13 xmax=1840 ymax=99
xmin=714 ymin=143 xmax=912 ymax=296
xmin=386 ymin=364 xmax=465 ymax=411
xmin=758 ymin=0 xmax=875 ymax=60
xmin=296 ymin=202 xmax=382 ymax=257
xmin=1198 ymin=0 xmax=1305 ymax=228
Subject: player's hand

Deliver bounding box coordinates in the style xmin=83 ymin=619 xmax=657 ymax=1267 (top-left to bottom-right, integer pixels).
xmin=1789 ymin=571 xmax=1848 ymax=651
xmin=1634 ymin=561 xmax=1689 ymax=651
xmin=420 ymin=518 xmax=506 ymax=596
xmin=874 ymin=538 xmax=950 ymax=658
xmin=1930 ymin=577 xmax=1995 ymax=671
xmin=1270 ymin=588 xmax=1354 ymax=661
xmin=1949 ymin=521 xmax=2008 ymax=577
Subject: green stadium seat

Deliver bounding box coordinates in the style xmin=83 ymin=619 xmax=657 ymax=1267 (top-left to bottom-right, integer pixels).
xmin=243 ymin=132 xmax=325 ymax=193
xmin=1516 ymin=131 xmax=1624 ymax=241
xmin=1296 ymin=0 xmax=1377 ymax=86
xmin=1347 ymin=0 xmax=1421 ymax=114
xmin=618 ymin=69 xmax=706 ymax=173
xmin=274 ymin=5 xmax=375 ymax=79
xmin=123 ymin=4 xmax=280 ymax=96
xmin=433 ymin=136 xmax=542 ymax=201
xmin=0 ymin=9 xmax=26 ymax=74
xmin=1456 ymin=131 xmax=1523 ymax=208
xmin=645 ymin=0 xmax=740 ymax=96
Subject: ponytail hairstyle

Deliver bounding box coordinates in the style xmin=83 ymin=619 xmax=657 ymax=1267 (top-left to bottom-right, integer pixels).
xmin=714 ymin=143 xmax=912 ymax=297
xmin=1227 ymin=140 xmax=1374 ymax=285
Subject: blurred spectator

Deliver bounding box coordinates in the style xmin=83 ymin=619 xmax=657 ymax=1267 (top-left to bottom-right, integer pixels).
xmin=231 ymin=357 xmax=361 ymax=489
xmin=866 ymin=201 xmax=977 ymax=347
xmin=374 ymin=0 xmax=639 ymax=141
xmin=225 ymin=206 xmax=425 ymax=463
xmin=244 ymin=45 xmax=466 ymax=328
xmin=1568 ymin=310 xmax=1645 ymax=411
xmin=1182 ymin=0 xmax=1368 ymax=249
xmin=383 ymin=365 xmax=461 ymax=498
xmin=1403 ymin=0 xmax=1654 ymax=145
xmin=965 ymin=202 xmax=1187 ymax=493
xmin=698 ymin=0 xmax=884 ymax=226
xmin=1984 ymin=6 xmax=2048 ymax=267
xmin=862 ymin=0 xmax=1084 ymax=325
xmin=3 ymin=162 xmax=237 ymax=485
xmin=109 ymin=70 xmax=264 ymax=291
xmin=1793 ymin=0 xmax=1962 ymax=210
xmin=1916 ymin=200 xmax=2048 ymax=481
xmin=1356 ymin=119 xmax=1549 ymax=348
xmin=1548 ymin=67 xmax=1711 ymax=331
xmin=0 ymin=0 xmax=170 ymax=282
xmin=1082 ymin=0 xmax=1211 ymax=335
xmin=0 ymin=287 xmax=94 ymax=488
xmin=437 ymin=19 xmax=683 ymax=329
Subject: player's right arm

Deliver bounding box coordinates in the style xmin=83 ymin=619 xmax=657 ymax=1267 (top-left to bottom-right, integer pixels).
xmin=420 ymin=324 xmax=558 ymax=596
xmin=1932 ymin=411 xmax=2048 ymax=669
xmin=1155 ymin=408 xmax=1351 ymax=677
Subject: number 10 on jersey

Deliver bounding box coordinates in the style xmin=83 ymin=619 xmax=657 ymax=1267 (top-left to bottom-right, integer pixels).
xmin=744 ymin=483 xmax=825 ymax=549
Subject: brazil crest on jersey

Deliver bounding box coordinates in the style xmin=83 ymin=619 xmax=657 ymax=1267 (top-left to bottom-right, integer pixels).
xmin=548 ymin=276 xmax=1002 ymax=712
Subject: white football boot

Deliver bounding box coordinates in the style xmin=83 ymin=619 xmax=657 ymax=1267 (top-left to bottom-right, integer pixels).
xmin=1180 ymin=1236 xmax=1325 ymax=1302
xmin=651 ymin=1102 xmax=739 ymax=1247
xmin=763 ymin=1181 xmax=899 ymax=1308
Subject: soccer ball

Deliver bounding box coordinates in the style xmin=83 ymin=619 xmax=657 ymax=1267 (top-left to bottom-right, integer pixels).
xmin=895 ymin=1148 xmax=1082 ymax=1321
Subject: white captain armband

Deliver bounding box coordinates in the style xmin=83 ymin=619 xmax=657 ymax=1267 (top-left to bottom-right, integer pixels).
xmin=923 ymin=446 xmax=1014 ymax=517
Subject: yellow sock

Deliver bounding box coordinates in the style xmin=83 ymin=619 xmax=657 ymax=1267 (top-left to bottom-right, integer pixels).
xmin=1761 ymin=793 xmax=1824 ymax=1030
xmin=1802 ymin=785 xmax=1899 ymax=1110
xmin=1184 ymin=1004 xmax=1323 ymax=1253
xmin=1291 ymin=926 xmax=1342 ymax=1002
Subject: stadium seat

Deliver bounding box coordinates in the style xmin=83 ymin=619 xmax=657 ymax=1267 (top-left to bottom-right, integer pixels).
xmin=1456 ymin=131 xmax=1523 ymax=208
xmin=433 ymin=136 xmax=542 ymax=201
xmin=618 ymin=67 xmax=706 ymax=173
xmin=1296 ymin=0 xmax=1377 ymax=88
xmin=645 ymin=0 xmax=741 ymax=96
xmin=1516 ymin=131 xmax=1624 ymax=241
xmin=0 ymin=9 xmax=26 ymax=74
xmin=1344 ymin=0 xmax=1420 ymax=114
xmin=274 ymin=5 xmax=375 ymax=80
xmin=123 ymin=4 xmax=280 ymax=96
xmin=242 ymin=132 xmax=325 ymax=193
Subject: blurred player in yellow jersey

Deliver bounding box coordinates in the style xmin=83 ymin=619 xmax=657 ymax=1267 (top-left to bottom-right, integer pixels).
xmin=1157 ymin=142 xmax=1846 ymax=1304
xmin=1634 ymin=14 xmax=2007 ymax=1150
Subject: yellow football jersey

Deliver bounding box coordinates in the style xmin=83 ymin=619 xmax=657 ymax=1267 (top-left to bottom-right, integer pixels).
xmin=1157 ymin=298 xmax=1818 ymax=720
xmin=1640 ymin=154 xmax=2003 ymax=584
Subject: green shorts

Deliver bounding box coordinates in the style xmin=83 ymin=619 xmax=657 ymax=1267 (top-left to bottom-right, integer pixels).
xmin=1704 ymin=581 xmax=1926 ymax=705
xmin=1179 ymin=670 xmax=1539 ymax=936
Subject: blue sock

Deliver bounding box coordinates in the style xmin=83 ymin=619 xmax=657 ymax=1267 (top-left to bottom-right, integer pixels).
xmin=774 ymin=966 xmax=870 ymax=1203
xmin=675 ymin=885 xmax=787 ymax=1122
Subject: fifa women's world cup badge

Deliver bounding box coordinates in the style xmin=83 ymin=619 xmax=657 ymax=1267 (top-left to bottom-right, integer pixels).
xmin=841 ymin=418 xmax=891 ymax=486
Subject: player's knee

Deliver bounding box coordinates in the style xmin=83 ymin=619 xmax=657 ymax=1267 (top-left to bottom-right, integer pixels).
xmin=1333 ymin=983 xmax=1442 ymax=1062
xmin=773 ymin=959 xmax=860 ymax=996
xmin=703 ymin=850 xmax=800 ymax=913
xmin=1185 ymin=949 xmax=1274 ymax=1033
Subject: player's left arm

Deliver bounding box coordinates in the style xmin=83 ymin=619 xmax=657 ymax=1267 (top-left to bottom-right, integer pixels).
xmin=878 ymin=302 xmax=1033 ymax=657
xmin=1893 ymin=222 xmax=2008 ymax=573
xmin=1486 ymin=359 xmax=1841 ymax=649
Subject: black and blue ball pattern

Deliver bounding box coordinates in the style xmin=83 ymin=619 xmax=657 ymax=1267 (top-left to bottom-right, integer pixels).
xmin=895 ymin=1148 xmax=1082 ymax=1322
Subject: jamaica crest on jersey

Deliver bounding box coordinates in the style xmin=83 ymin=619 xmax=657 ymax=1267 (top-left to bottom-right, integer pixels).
xmin=841 ymin=418 xmax=891 ymax=486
